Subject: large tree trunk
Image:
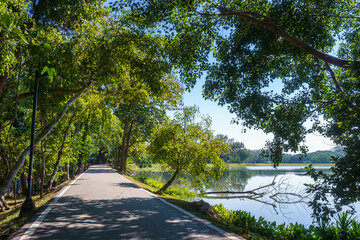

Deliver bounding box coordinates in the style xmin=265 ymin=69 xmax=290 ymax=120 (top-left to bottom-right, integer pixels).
xmin=120 ymin=120 xmax=133 ymax=173
xmin=47 ymin=118 xmax=73 ymax=190
xmin=0 ymin=82 xmax=92 ymax=199
xmin=120 ymin=121 xmax=129 ymax=172
xmin=157 ymin=161 xmax=181 ymax=194
xmin=114 ymin=146 xmax=120 ymax=169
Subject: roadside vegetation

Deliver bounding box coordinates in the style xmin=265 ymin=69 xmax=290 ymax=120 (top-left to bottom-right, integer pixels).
xmin=126 ymin=173 xmax=360 ymax=240
xmin=0 ymin=179 xmax=73 ymax=240
xmin=214 ymin=204 xmax=360 ymax=240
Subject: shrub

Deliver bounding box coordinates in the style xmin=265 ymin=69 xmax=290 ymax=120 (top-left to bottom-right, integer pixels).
xmin=213 ymin=204 xmax=360 ymax=240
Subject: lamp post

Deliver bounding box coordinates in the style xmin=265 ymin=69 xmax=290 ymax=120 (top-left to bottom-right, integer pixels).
xmin=20 ymin=71 xmax=39 ymax=217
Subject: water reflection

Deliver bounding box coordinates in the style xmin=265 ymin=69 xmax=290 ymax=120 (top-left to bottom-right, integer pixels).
xmin=137 ymin=166 xmax=359 ymax=226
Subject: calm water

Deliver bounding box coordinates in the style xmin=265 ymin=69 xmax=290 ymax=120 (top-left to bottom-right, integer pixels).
xmin=137 ymin=166 xmax=360 ymax=226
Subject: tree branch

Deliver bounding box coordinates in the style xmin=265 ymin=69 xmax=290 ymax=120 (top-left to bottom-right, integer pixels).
xmin=324 ymin=61 xmax=344 ymax=93
xmin=199 ymin=5 xmax=360 ymax=69
xmin=15 ymin=88 xmax=82 ymax=101
xmin=205 ymin=176 xmax=277 ymax=195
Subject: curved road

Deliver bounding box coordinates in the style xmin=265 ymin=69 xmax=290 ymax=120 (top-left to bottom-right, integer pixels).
xmin=12 ymin=165 xmax=241 ymax=240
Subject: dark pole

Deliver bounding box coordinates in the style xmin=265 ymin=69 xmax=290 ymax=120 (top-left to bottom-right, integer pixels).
xmin=20 ymin=71 xmax=39 ymax=217
xmin=72 ymin=147 xmax=75 ymax=178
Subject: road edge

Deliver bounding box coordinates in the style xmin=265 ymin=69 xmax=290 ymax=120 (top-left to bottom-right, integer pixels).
xmin=114 ymin=168 xmax=244 ymax=240
xmin=10 ymin=170 xmax=88 ymax=240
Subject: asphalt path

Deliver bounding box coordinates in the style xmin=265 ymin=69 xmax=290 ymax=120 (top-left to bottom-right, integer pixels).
xmin=12 ymin=165 xmax=241 ymax=240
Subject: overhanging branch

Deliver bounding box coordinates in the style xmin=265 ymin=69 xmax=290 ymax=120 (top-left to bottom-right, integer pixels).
xmin=200 ymin=4 xmax=360 ymax=69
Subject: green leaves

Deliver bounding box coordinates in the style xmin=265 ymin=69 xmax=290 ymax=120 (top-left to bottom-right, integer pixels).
xmin=41 ymin=66 xmax=57 ymax=83
xmin=43 ymin=43 xmax=52 ymax=53
xmin=150 ymin=106 xmax=228 ymax=193
xmin=0 ymin=13 xmax=10 ymax=29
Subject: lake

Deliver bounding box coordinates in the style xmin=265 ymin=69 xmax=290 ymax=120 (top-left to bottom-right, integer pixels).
xmin=137 ymin=166 xmax=360 ymax=226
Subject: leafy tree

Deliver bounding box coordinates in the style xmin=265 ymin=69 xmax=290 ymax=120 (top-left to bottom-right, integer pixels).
xmin=149 ymin=106 xmax=228 ymax=194
xmin=112 ymin=74 xmax=183 ymax=172
xmin=114 ymin=0 xmax=360 ymax=219
xmin=216 ymin=134 xmax=250 ymax=163
xmin=130 ymin=142 xmax=153 ymax=168
xmin=0 ymin=0 xmax=180 ymax=201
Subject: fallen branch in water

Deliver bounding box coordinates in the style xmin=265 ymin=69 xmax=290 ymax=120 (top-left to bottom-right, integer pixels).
xmin=204 ymin=176 xmax=277 ymax=196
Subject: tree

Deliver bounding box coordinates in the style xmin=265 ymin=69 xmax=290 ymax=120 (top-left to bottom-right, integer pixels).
xmin=216 ymin=134 xmax=250 ymax=163
xmin=0 ymin=1 xmax=181 ymax=201
xmin=0 ymin=0 xmax=110 ymax=199
xmin=114 ymin=74 xmax=183 ymax=173
xmin=114 ymin=0 xmax=360 ymax=220
xmin=149 ymin=106 xmax=228 ymax=194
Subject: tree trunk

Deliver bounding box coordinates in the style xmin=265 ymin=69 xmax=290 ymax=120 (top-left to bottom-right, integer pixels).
xmin=113 ymin=146 xmax=118 ymax=168
xmin=66 ymin=161 xmax=70 ymax=180
xmin=157 ymin=161 xmax=181 ymax=194
xmin=116 ymin=146 xmax=121 ymax=169
xmin=120 ymin=120 xmax=129 ymax=172
xmin=0 ymin=82 xmax=93 ymax=199
xmin=120 ymin=120 xmax=133 ymax=173
xmin=48 ymin=117 xmax=74 ymax=190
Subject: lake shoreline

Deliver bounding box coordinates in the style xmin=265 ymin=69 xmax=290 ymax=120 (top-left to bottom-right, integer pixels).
xmin=129 ymin=163 xmax=334 ymax=172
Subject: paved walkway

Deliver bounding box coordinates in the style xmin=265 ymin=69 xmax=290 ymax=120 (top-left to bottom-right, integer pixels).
xmin=12 ymin=165 xmax=241 ymax=240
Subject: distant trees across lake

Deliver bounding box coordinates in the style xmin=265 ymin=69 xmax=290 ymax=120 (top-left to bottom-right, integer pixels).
xmin=216 ymin=134 xmax=343 ymax=164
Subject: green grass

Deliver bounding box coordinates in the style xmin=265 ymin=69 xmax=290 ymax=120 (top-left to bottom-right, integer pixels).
xmin=127 ymin=163 xmax=165 ymax=172
xmin=0 ymin=179 xmax=72 ymax=240
xmin=134 ymin=175 xmax=196 ymax=199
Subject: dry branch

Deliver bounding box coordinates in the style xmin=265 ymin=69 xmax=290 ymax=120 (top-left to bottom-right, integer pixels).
xmin=204 ymin=176 xmax=277 ymax=195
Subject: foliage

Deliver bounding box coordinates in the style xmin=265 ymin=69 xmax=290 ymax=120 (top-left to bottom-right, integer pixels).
xmin=149 ymin=106 xmax=228 ymax=193
xmin=213 ymin=204 xmax=360 ymax=240
xmin=130 ymin=143 xmax=153 ymax=168
xmin=112 ymin=0 xmax=360 ymax=219
xmin=216 ymin=134 xmax=250 ymax=163
xmin=0 ymin=0 xmax=184 ymax=201
xmin=306 ymin=155 xmax=360 ymax=222
xmin=112 ymin=74 xmax=183 ymax=172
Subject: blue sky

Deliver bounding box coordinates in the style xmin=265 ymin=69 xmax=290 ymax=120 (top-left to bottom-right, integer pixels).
xmin=182 ymin=78 xmax=335 ymax=153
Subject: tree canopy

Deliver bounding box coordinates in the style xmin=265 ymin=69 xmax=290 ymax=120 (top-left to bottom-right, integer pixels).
xmin=149 ymin=106 xmax=228 ymax=194
xmin=1 ymin=0 xmax=359 ymax=222
xmin=112 ymin=0 xmax=360 ymax=220
xmin=0 ymin=0 xmax=183 ymax=200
